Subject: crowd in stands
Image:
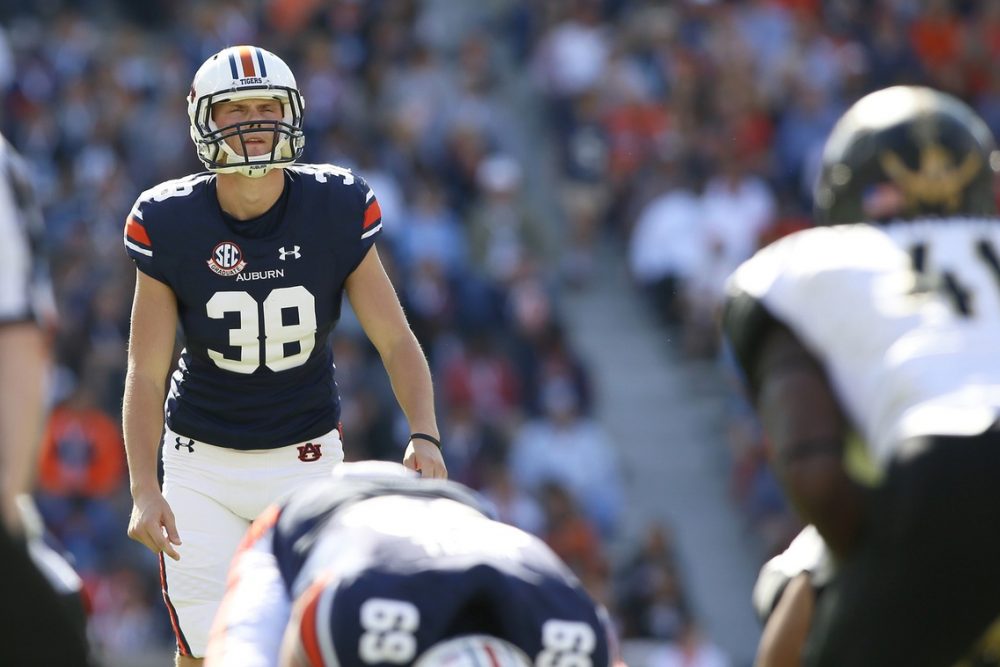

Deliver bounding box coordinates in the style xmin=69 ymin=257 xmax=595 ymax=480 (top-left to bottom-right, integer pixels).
xmin=2 ymin=0 xmax=993 ymax=663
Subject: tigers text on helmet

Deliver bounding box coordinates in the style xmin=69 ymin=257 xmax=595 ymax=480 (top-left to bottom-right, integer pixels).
xmin=188 ymin=46 xmax=305 ymax=178
xmin=814 ymin=86 xmax=999 ymax=225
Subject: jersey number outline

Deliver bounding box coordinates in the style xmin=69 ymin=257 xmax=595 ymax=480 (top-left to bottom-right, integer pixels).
xmin=358 ymin=598 xmax=420 ymax=664
xmin=537 ymin=620 xmax=597 ymax=667
xmin=910 ymin=238 xmax=1000 ymax=318
xmin=206 ymin=286 xmax=316 ymax=373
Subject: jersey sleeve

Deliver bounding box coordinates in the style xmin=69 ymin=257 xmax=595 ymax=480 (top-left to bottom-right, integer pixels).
xmin=722 ymin=228 xmax=839 ymax=392
xmin=721 ymin=279 xmax=782 ymax=393
xmin=335 ymin=174 xmax=384 ymax=279
xmin=358 ymin=175 xmax=383 ymax=251
xmin=205 ymin=505 xmax=291 ymax=667
xmin=123 ymin=197 xmax=169 ymax=283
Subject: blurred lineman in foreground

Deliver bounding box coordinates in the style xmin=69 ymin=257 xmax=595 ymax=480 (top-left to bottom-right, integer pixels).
xmin=204 ymin=462 xmax=618 ymax=667
xmin=723 ymin=85 xmax=1000 ymax=666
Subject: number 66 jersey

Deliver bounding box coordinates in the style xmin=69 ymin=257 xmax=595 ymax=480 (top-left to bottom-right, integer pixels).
xmin=724 ymin=217 xmax=1000 ymax=471
xmin=123 ymin=164 xmax=381 ymax=450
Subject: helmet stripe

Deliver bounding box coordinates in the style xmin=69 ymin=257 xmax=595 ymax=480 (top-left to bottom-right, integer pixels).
xmin=228 ymin=52 xmax=239 ymax=79
xmin=239 ymin=46 xmax=256 ymax=77
xmin=255 ymin=48 xmax=268 ymax=77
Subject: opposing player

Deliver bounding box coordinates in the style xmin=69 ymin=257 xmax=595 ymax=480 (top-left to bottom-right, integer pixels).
xmin=752 ymin=525 xmax=1000 ymax=667
xmin=723 ymin=85 xmax=1000 ymax=666
xmin=0 ymin=133 xmax=92 ymax=664
xmin=122 ymin=46 xmax=445 ymax=666
xmin=203 ymin=462 xmax=616 ymax=667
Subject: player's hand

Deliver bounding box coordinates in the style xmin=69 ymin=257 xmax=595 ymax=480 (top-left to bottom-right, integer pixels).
xmin=403 ymin=439 xmax=447 ymax=479
xmin=128 ymin=489 xmax=182 ymax=560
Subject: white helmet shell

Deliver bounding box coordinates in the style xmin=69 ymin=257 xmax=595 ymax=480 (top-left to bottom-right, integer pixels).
xmin=188 ymin=46 xmax=305 ymax=178
xmin=414 ymin=635 xmax=532 ymax=667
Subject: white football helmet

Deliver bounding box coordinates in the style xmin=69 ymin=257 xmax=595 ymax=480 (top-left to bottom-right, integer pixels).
xmin=188 ymin=45 xmax=305 ymax=178
xmin=414 ymin=636 xmax=532 ymax=667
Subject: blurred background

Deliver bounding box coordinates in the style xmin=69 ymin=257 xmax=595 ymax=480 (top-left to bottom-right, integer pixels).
xmin=2 ymin=0 xmax=998 ymax=665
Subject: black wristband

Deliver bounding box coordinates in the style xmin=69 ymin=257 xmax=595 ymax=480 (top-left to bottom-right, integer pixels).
xmin=410 ymin=432 xmax=441 ymax=450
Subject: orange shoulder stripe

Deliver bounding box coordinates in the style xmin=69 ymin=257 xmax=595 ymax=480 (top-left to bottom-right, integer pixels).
xmin=363 ymin=199 xmax=382 ymax=230
xmin=125 ymin=216 xmax=151 ymax=246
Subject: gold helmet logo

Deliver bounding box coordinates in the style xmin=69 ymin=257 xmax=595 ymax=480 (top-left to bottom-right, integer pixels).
xmin=879 ymin=141 xmax=982 ymax=211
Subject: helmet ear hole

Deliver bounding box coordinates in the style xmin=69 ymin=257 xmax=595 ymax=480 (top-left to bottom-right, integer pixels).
xmin=187 ymin=46 xmax=305 ymax=177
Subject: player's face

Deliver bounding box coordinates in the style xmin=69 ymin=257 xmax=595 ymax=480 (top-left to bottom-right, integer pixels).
xmin=212 ymin=98 xmax=284 ymax=158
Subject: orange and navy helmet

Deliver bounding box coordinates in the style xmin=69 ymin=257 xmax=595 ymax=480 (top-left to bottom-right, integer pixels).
xmin=187 ymin=46 xmax=305 ymax=178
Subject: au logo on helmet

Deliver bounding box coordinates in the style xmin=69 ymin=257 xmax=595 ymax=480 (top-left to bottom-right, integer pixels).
xmin=208 ymin=241 xmax=247 ymax=277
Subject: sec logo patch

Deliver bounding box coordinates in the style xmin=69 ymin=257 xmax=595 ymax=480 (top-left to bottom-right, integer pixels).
xmin=208 ymin=241 xmax=248 ymax=276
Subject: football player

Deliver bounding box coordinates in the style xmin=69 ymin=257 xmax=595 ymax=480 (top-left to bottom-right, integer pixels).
xmin=203 ymin=462 xmax=618 ymax=667
xmin=0 ymin=133 xmax=91 ymax=664
xmin=723 ymin=85 xmax=1000 ymax=666
xmin=122 ymin=46 xmax=446 ymax=666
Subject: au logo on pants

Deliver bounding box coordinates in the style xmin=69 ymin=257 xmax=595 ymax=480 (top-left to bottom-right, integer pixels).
xmin=297 ymin=442 xmax=322 ymax=462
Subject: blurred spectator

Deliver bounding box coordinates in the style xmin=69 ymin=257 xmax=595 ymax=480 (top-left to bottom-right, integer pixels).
xmin=442 ymin=330 xmax=521 ymax=428
xmin=468 ymin=154 xmax=550 ymax=286
xmin=511 ymin=377 xmax=623 ymax=536
xmin=37 ymin=378 xmax=125 ymax=502
xmin=539 ymin=480 xmax=609 ymax=604
xmin=646 ymin=614 xmax=732 ymax=667
xmin=479 ymin=461 xmax=546 ymax=537
xmin=439 ymin=395 xmax=507 ymax=490
xmin=628 ymin=150 xmax=704 ymax=328
xmin=617 ymin=523 xmax=690 ymax=641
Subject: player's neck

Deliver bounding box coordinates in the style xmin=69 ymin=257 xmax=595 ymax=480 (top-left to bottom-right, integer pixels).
xmin=215 ymin=169 xmax=286 ymax=221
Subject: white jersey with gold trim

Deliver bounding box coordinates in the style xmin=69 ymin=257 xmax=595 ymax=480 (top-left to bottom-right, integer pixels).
xmin=727 ymin=218 xmax=1000 ymax=468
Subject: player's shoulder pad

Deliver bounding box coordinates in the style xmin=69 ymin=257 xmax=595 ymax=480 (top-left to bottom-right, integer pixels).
xmin=288 ymin=164 xmax=381 ymax=236
xmin=722 ymin=234 xmax=798 ymax=386
xmin=723 ymin=226 xmax=838 ymax=385
xmin=270 ymin=475 xmax=492 ymax=589
xmin=286 ymin=162 xmax=363 ymax=194
xmin=129 ymin=172 xmax=215 ymax=221
xmin=124 ymin=173 xmax=214 ymax=260
xmin=276 ymin=475 xmax=492 ymax=536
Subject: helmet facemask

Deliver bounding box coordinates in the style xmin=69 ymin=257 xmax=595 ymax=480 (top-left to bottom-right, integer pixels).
xmin=187 ymin=47 xmax=306 ymax=178
xmin=190 ymin=86 xmax=305 ymax=178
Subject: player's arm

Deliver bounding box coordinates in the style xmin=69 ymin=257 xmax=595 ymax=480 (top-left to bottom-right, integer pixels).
xmin=123 ymin=269 xmax=182 ymax=559
xmin=752 ymin=525 xmax=831 ymax=667
xmin=0 ymin=321 xmax=49 ymax=532
xmin=205 ymin=506 xmax=291 ymax=667
xmin=755 ymin=572 xmax=812 ymax=667
xmin=344 ymin=246 xmax=446 ymax=478
xmin=753 ymin=325 xmax=865 ymax=560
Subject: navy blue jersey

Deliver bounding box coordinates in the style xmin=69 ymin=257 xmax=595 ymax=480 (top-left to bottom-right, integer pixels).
xmin=123 ymin=164 xmax=382 ymax=449
xmin=266 ymin=476 xmax=613 ymax=667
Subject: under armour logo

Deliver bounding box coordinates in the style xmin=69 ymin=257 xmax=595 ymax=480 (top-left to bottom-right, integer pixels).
xmin=297 ymin=442 xmax=322 ymax=462
xmin=279 ymin=246 xmax=301 ymax=260
xmin=175 ymin=437 xmax=194 ymax=453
